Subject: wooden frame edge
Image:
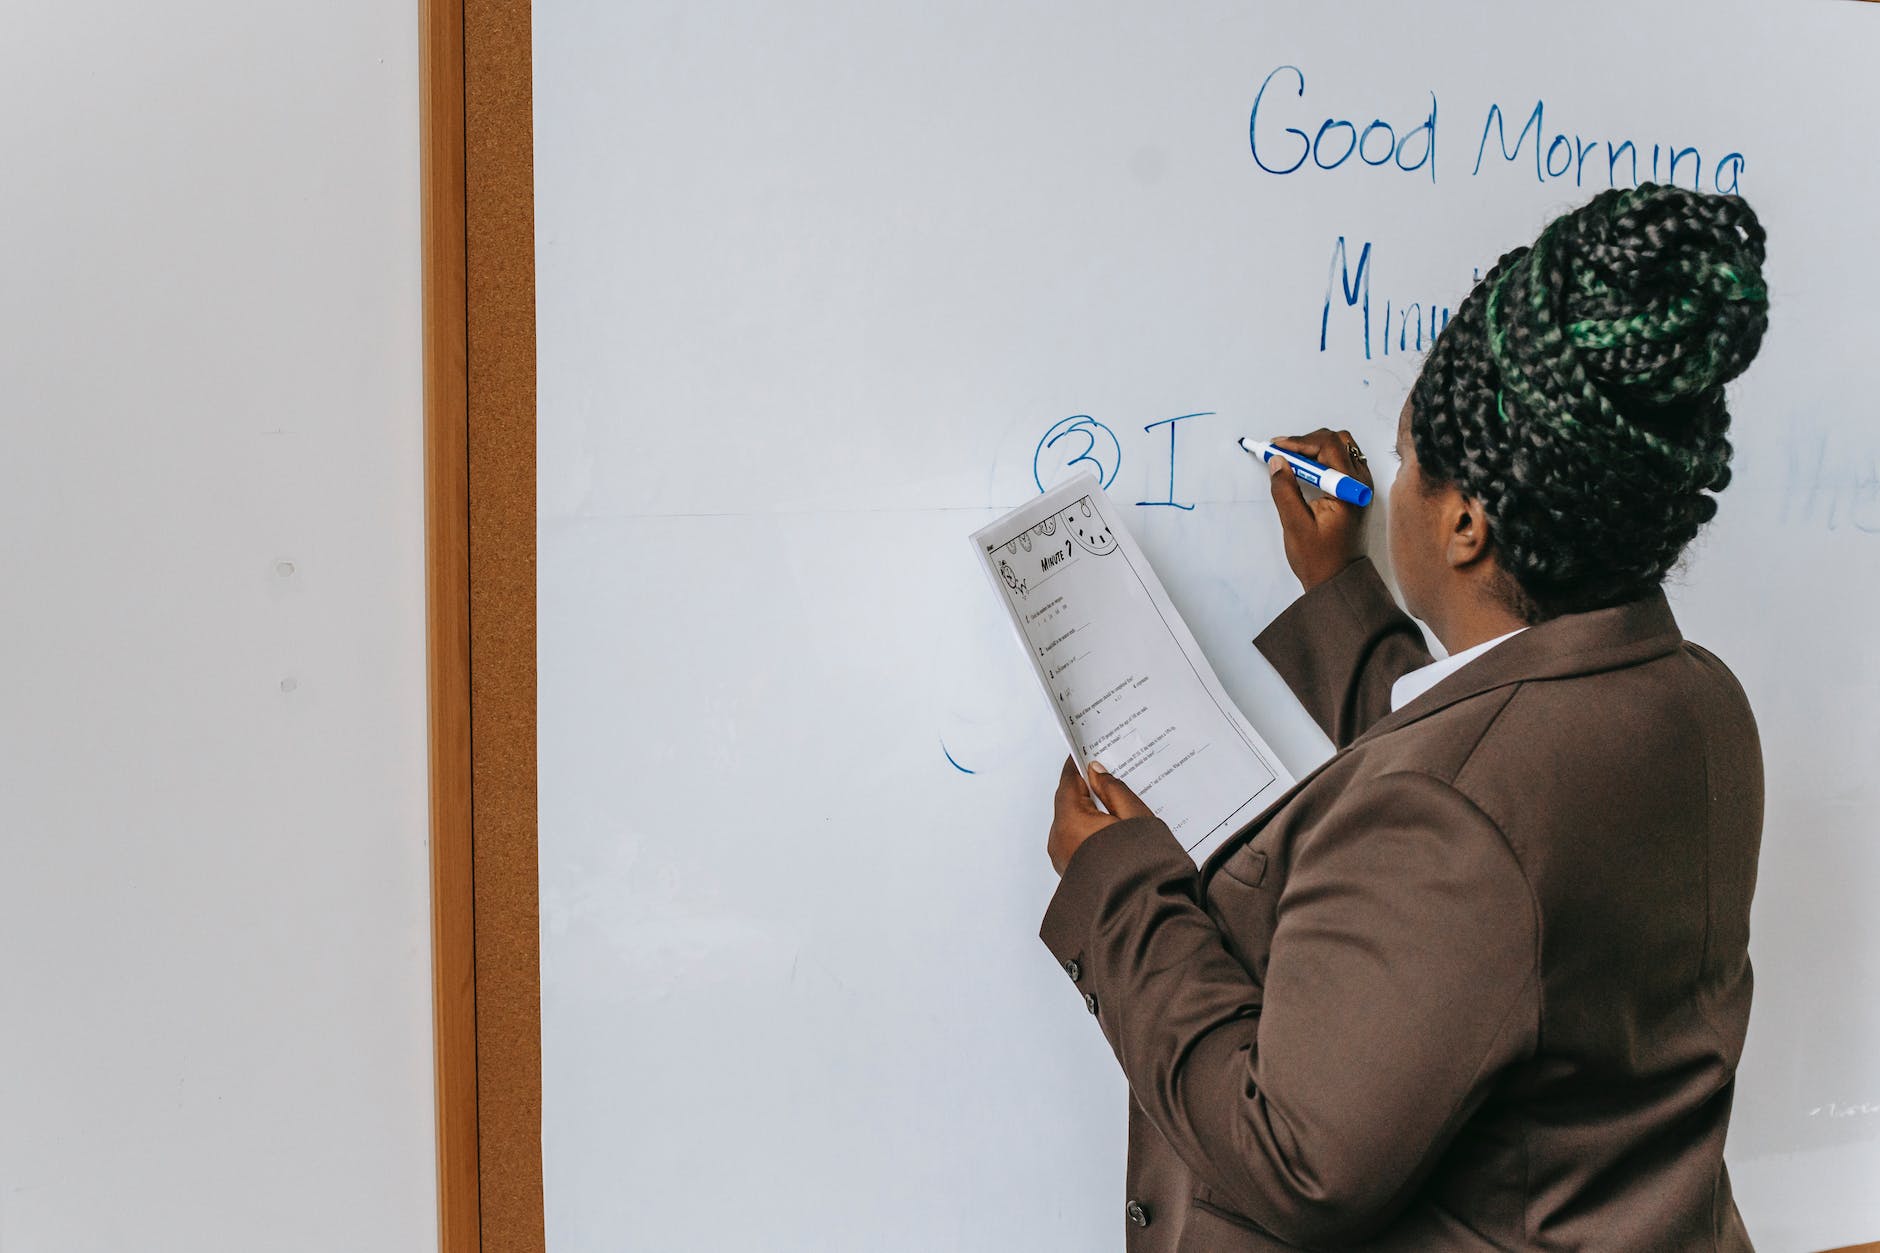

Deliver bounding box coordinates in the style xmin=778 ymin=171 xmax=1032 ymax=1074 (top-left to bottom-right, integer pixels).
xmin=421 ymin=0 xmax=479 ymax=1248
xmin=462 ymin=0 xmax=543 ymax=1244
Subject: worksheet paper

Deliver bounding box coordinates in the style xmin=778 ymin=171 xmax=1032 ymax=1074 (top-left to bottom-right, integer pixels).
xmin=972 ymin=475 xmax=1292 ymax=865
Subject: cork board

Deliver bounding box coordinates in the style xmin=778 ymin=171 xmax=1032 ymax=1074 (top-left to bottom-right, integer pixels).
xmin=423 ymin=0 xmax=543 ymax=1249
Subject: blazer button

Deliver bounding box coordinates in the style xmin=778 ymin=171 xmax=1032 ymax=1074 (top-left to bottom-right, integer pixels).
xmin=1127 ymin=1200 xmax=1151 ymax=1227
xmin=1063 ymin=958 xmax=1082 ymax=982
xmin=1083 ymin=991 xmax=1099 ymax=1014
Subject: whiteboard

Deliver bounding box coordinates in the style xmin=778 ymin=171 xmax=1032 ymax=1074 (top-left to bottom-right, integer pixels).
xmin=535 ymin=3 xmax=1880 ymax=1249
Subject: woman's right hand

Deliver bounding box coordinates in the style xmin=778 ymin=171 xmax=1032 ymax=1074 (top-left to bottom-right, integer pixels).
xmin=1264 ymin=428 xmax=1374 ymax=591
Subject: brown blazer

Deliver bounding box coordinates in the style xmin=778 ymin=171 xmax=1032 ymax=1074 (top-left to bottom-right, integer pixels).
xmin=1040 ymin=557 xmax=1762 ymax=1251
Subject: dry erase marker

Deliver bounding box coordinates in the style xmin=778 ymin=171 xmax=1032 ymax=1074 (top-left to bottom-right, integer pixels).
xmin=1239 ymin=437 xmax=1373 ymax=508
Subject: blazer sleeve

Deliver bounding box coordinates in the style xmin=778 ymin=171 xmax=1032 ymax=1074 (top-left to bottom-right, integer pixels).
xmin=1039 ymin=772 xmax=1539 ymax=1248
xmin=1253 ymin=557 xmax=1433 ymax=747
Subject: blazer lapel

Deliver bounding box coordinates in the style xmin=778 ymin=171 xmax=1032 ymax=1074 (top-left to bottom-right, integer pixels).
xmin=1351 ymin=588 xmax=1684 ymax=747
xmin=1197 ymin=588 xmax=1684 ymax=889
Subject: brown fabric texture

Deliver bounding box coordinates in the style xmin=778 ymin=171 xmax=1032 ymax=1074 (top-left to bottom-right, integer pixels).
xmin=1040 ymin=557 xmax=1762 ymax=1251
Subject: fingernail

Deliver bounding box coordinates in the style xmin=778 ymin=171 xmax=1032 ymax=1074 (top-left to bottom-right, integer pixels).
xmin=1268 ymin=456 xmax=1289 ymax=477
xmin=1088 ymin=760 xmax=1108 ymax=775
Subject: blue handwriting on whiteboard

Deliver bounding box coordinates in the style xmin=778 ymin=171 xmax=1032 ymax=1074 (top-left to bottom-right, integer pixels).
xmin=1249 ymin=65 xmax=1747 ymax=194
xmin=1033 ymin=412 xmax=1217 ymax=510
xmin=1250 ymin=65 xmax=1437 ymax=182
xmin=1034 ymin=415 xmax=1122 ymax=492
xmin=1472 ymin=101 xmax=1745 ymax=194
xmin=1137 ymin=413 xmax=1208 ymax=511
xmin=1321 ymin=237 xmax=1462 ymax=361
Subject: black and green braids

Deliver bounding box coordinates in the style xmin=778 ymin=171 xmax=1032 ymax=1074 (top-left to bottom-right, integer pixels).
xmin=1410 ymin=183 xmax=1769 ymax=620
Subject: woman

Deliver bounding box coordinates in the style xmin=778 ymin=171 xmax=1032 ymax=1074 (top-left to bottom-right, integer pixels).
xmin=1039 ymin=183 xmax=1769 ymax=1250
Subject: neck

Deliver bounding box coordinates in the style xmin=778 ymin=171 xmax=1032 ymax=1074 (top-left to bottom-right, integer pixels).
xmin=1429 ymin=586 xmax=1529 ymax=656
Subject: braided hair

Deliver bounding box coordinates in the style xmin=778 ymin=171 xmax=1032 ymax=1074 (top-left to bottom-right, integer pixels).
xmin=1409 ymin=183 xmax=1769 ymax=621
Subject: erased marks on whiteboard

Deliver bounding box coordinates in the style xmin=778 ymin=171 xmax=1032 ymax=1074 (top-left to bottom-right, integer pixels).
xmin=1781 ymin=427 xmax=1880 ymax=534
xmin=543 ymin=836 xmax=795 ymax=1003
xmin=930 ymin=571 xmax=1043 ymax=780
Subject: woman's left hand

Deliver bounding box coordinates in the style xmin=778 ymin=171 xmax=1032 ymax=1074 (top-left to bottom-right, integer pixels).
xmin=1048 ymin=756 xmax=1154 ymax=876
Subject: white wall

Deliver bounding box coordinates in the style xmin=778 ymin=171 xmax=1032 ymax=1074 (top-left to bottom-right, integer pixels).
xmin=0 ymin=5 xmax=435 ymax=1251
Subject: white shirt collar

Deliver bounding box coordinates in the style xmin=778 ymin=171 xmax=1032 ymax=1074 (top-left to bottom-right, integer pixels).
xmin=1389 ymin=627 xmax=1529 ymax=713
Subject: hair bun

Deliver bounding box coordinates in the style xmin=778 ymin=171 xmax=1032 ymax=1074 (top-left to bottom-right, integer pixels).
xmin=1558 ymin=184 xmax=1768 ymax=404
xmin=1411 ymin=186 xmax=1770 ymax=617
xmin=1484 ymin=184 xmax=1767 ymax=480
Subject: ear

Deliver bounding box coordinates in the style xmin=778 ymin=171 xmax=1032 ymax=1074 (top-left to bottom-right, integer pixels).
xmin=1444 ymin=493 xmax=1495 ymax=570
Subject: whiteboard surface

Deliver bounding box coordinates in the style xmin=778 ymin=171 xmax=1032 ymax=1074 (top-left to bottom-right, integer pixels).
xmin=537 ymin=3 xmax=1879 ymax=1249
xmin=0 ymin=4 xmax=433 ymax=1251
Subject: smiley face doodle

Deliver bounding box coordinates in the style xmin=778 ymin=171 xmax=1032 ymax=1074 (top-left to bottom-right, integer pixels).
xmin=1018 ymin=532 xmax=1033 ymax=553
xmin=1063 ymin=500 xmax=1117 ymax=555
xmin=1035 ymin=516 xmax=1057 ymax=538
